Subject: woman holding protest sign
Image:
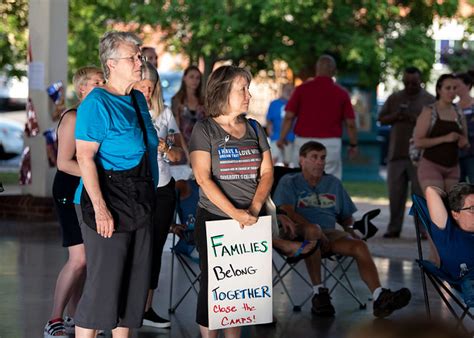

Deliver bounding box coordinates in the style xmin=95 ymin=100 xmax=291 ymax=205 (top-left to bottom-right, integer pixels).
xmin=189 ymin=65 xmax=273 ymax=337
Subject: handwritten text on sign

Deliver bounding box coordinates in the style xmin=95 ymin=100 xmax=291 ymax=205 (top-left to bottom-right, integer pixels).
xmin=206 ymin=215 xmax=273 ymax=330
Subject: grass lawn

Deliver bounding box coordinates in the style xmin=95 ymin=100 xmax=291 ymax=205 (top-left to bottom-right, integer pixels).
xmin=0 ymin=172 xmax=18 ymax=185
xmin=343 ymin=181 xmax=388 ymax=201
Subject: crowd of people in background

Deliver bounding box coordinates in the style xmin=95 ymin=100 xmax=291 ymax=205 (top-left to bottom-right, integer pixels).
xmin=379 ymin=69 xmax=474 ymax=238
xmin=43 ymin=29 xmax=474 ymax=338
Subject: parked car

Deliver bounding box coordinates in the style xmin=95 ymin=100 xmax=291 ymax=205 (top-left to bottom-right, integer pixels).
xmin=0 ymin=75 xmax=28 ymax=111
xmin=0 ymin=118 xmax=24 ymax=160
xmin=159 ymin=71 xmax=182 ymax=107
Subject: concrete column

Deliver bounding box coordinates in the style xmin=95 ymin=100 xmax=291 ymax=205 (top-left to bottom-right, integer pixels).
xmin=24 ymin=0 xmax=68 ymax=197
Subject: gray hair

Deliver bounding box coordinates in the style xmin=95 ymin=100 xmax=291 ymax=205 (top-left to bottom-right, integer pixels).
xmin=99 ymin=31 xmax=142 ymax=80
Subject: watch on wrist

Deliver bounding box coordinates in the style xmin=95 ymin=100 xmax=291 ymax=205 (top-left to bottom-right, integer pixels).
xmin=349 ymin=143 xmax=358 ymax=148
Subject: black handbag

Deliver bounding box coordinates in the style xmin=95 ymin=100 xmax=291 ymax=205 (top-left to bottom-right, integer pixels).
xmin=80 ymin=91 xmax=155 ymax=232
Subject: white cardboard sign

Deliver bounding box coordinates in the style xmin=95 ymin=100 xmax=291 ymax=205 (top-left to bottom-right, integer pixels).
xmin=206 ymin=215 xmax=273 ymax=330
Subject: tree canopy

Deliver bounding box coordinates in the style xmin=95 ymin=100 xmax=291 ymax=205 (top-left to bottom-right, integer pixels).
xmin=0 ymin=0 xmax=462 ymax=87
xmin=0 ymin=0 xmax=28 ymax=78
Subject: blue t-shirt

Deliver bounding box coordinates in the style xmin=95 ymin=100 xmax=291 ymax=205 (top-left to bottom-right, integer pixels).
xmin=273 ymin=172 xmax=357 ymax=230
xmin=73 ymin=87 xmax=159 ymax=204
xmin=266 ymin=98 xmax=295 ymax=142
xmin=430 ymin=217 xmax=474 ymax=280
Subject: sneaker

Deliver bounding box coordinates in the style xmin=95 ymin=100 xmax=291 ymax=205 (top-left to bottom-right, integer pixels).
xmin=44 ymin=318 xmax=68 ymax=338
xmin=373 ymin=288 xmax=411 ymax=318
xmin=64 ymin=316 xmax=75 ymax=334
xmin=311 ymin=287 xmax=335 ymax=316
xmin=142 ymin=308 xmax=171 ymax=328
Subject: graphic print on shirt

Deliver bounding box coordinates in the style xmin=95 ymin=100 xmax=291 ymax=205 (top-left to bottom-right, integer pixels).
xmin=297 ymin=191 xmax=336 ymax=209
xmin=217 ymin=138 xmax=262 ymax=181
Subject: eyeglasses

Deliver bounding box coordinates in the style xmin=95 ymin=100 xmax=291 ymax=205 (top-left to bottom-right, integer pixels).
xmin=110 ymin=53 xmax=147 ymax=64
xmin=458 ymin=206 xmax=474 ymax=213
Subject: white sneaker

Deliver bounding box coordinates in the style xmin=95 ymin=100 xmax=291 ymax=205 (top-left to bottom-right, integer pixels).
xmin=64 ymin=316 xmax=75 ymax=334
xmin=142 ymin=308 xmax=171 ymax=328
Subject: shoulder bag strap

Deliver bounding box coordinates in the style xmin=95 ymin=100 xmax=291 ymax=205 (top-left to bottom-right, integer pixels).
xmin=428 ymin=104 xmax=437 ymax=133
xmin=248 ymin=118 xmax=259 ymax=141
xmin=248 ymin=118 xmax=266 ymax=153
xmin=130 ymin=90 xmax=148 ymax=147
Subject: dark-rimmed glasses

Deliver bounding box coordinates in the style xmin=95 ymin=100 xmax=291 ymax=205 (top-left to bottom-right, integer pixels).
xmin=458 ymin=206 xmax=474 ymax=213
xmin=110 ymin=53 xmax=147 ymax=64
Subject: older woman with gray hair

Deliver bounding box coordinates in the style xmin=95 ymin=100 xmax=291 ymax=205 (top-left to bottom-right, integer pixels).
xmin=73 ymin=31 xmax=158 ymax=337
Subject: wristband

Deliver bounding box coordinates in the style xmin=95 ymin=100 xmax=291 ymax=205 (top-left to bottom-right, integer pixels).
xmin=349 ymin=144 xmax=358 ymax=148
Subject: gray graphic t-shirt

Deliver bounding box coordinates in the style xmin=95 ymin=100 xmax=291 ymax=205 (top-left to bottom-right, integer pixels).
xmin=189 ymin=117 xmax=270 ymax=217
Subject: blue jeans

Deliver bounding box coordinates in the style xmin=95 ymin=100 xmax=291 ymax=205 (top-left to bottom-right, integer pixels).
xmin=461 ymin=276 xmax=474 ymax=307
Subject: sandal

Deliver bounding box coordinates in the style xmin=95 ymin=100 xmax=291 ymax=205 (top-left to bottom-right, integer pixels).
xmin=44 ymin=318 xmax=68 ymax=338
xmin=286 ymin=240 xmax=320 ymax=264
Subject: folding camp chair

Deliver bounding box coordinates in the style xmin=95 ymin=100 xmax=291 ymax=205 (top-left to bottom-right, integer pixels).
xmin=271 ymin=166 xmax=379 ymax=311
xmin=410 ymin=194 xmax=473 ymax=334
xmin=272 ymin=208 xmax=379 ymax=311
xmin=168 ymin=179 xmax=201 ymax=313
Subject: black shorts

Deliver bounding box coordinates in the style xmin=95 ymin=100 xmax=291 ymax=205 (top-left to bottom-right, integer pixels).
xmin=52 ymin=171 xmax=82 ymax=247
xmin=74 ymin=205 xmax=152 ymax=330
xmin=194 ymin=207 xmax=229 ymax=327
xmin=150 ymin=178 xmax=176 ymax=289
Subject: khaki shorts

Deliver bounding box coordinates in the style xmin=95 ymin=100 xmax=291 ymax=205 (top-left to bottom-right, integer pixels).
xmin=323 ymin=229 xmax=351 ymax=242
xmin=277 ymin=227 xmax=350 ymax=242
xmin=270 ymin=140 xmax=295 ymax=166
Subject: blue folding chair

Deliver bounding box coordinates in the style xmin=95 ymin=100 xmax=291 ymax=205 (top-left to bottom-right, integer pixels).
xmin=410 ymin=194 xmax=473 ymax=334
xmin=168 ymin=179 xmax=201 ymax=313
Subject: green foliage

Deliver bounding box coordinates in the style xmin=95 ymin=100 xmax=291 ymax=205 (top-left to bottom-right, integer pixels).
xmin=0 ymin=0 xmax=28 ymax=79
xmin=385 ymin=26 xmax=435 ymax=82
xmin=443 ymin=14 xmax=474 ymax=73
xmin=67 ymin=0 xmax=164 ymax=82
xmin=444 ymin=47 xmax=474 ymax=74
xmin=0 ymin=1 xmax=462 ymax=88
xmin=155 ymin=0 xmax=459 ymax=87
xmin=257 ymin=0 xmax=457 ymax=86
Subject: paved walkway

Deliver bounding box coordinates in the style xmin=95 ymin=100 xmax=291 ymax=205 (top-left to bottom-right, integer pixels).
xmin=0 ymin=185 xmax=459 ymax=338
xmin=1 ymin=183 xmax=427 ymax=262
xmin=352 ymin=198 xmax=429 ymax=261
